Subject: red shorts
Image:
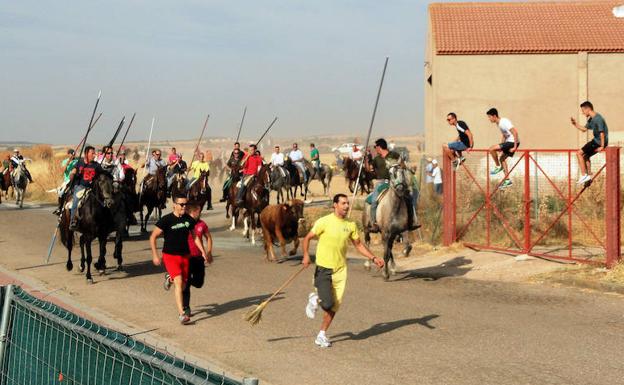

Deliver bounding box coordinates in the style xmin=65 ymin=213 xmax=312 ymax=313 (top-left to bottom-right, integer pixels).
xmin=162 ymin=253 xmax=190 ymax=282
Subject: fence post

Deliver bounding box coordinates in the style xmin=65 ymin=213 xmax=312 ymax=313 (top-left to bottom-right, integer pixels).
xmin=523 ymin=152 xmax=531 ymax=252
xmin=605 ymin=147 xmax=621 ymax=268
xmin=442 ymin=150 xmax=454 ymax=246
xmin=0 ymin=285 xmax=14 ymax=369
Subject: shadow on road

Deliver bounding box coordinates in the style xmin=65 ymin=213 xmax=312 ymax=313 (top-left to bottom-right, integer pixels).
xmin=396 ymin=256 xmax=472 ymax=281
xmin=331 ymin=314 xmax=439 ymax=342
xmin=104 ymin=260 xmax=162 ymax=280
xmin=191 ymin=293 xmax=285 ymax=323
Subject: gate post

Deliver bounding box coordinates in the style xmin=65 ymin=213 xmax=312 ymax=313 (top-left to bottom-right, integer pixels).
xmin=605 ymin=147 xmax=621 ymax=268
xmin=523 ymin=152 xmax=531 ymax=253
xmin=442 ymin=150 xmax=454 ymax=246
xmin=0 ymin=285 xmax=14 ymax=368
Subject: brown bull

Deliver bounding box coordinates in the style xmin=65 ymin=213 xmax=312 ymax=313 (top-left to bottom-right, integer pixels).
xmin=259 ymin=199 xmax=305 ymax=262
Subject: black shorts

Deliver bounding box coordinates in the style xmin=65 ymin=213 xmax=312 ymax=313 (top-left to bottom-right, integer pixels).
xmin=581 ymin=141 xmax=602 ymax=159
xmin=188 ymin=256 xmax=205 ymax=288
xmin=314 ymin=266 xmax=334 ymax=311
xmin=499 ymin=142 xmax=519 ymax=157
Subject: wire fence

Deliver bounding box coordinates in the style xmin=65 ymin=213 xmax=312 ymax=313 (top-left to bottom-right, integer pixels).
xmin=0 ymin=285 xmax=253 ymax=385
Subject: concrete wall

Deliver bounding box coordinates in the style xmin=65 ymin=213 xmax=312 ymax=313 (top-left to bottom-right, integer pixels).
xmin=424 ymin=51 xmax=624 ymax=154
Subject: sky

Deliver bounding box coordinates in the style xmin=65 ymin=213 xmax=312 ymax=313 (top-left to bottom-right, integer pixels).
xmin=1 ymin=0 xmax=437 ymax=145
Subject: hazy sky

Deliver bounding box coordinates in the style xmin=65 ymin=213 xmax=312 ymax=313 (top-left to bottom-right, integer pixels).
xmin=1 ymin=0 xmax=436 ymax=145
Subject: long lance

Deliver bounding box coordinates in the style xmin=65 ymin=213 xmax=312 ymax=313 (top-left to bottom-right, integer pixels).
xmin=235 ymin=106 xmax=247 ymax=143
xmin=116 ymin=112 xmax=136 ymax=158
xmin=255 ymin=117 xmax=278 ymax=147
xmin=73 ymin=112 xmax=102 ymax=154
xmin=47 ymin=90 xmax=102 ymax=264
xmin=349 ymin=56 xmax=389 ymax=218
xmin=186 ymin=114 xmax=210 ymax=177
xmin=107 ymin=116 xmax=126 ymax=148
xmin=137 ymin=117 xmax=156 ymax=203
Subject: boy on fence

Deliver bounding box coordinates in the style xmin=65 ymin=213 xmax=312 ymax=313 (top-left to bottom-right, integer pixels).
xmin=443 ymin=112 xmax=473 ymax=171
xmin=570 ymin=101 xmax=609 ymax=185
xmin=487 ymin=108 xmax=520 ymax=189
xmin=182 ymin=203 xmax=213 ymax=317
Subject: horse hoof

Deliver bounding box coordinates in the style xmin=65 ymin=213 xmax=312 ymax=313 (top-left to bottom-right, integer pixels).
xmin=99 ymin=269 xmax=105 ymax=276
xmin=79 ymin=265 xmax=85 ymax=273
xmin=86 ymin=278 xmax=94 ymax=285
xmin=116 ymin=265 xmax=124 ymax=272
xmin=66 ymin=261 xmax=73 ymax=272
xmin=402 ymin=245 xmax=412 ymax=257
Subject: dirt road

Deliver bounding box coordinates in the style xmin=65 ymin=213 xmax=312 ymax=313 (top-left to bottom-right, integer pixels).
xmin=0 ymin=202 xmax=622 ymax=385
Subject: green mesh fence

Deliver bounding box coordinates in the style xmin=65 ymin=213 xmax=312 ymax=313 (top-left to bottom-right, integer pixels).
xmin=0 ymin=286 xmax=245 ymax=385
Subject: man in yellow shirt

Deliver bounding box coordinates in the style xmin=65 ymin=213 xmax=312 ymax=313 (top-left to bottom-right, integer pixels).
xmin=302 ymin=193 xmax=383 ymax=348
xmin=187 ymin=152 xmax=212 ymax=209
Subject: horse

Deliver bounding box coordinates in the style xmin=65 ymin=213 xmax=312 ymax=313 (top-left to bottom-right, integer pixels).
xmin=169 ymin=171 xmax=187 ymax=199
xmin=304 ymin=159 xmax=332 ymax=197
xmin=284 ymin=158 xmax=308 ymax=200
xmin=361 ymin=164 xmax=413 ymax=281
xmin=270 ymin=165 xmax=291 ymax=204
xmin=11 ymin=162 xmax=29 ymax=208
xmin=119 ymin=167 xmax=139 ymax=232
xmin=227 ymin=164 xmax=271 ymax=244
xmin=59 ymin=174 xmax=125 ymax=283
xmin=139 ymin=166 xmax=167 ymax=233
xmin=342 ymin=157 xmax=373 ymax=194
xmin=1 ymin=167 xmax=12 ymax=201
xmin=187 ymin=170 xmax=211 ymax=210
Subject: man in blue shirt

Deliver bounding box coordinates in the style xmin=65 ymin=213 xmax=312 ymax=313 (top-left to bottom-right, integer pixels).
xmin=570 ymin=101 xmax=608 ymax=185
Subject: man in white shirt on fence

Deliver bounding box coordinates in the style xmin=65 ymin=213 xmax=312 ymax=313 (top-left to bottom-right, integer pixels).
xmin=487 ymin=108 xmax=520 ymax=189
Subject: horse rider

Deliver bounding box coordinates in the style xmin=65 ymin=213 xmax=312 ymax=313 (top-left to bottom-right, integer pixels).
xmin=235 ymin=144 xmax=263 ymax=205
xmin=67 ymin=146 xmax=107 ymax=230
xmin=310 ymin=143 xmax=321 ymax=176
xmin=177 ymin=153 xmax=188 ymax=174
xmin=220 ymin=144 xmax=246 ymax=202
xmin=166 ymin=147 xmax=181 ymax=188
xmin=367 ymin=138 xmax=419 ymax=233
xmin=289 ymin=142 xmax=307 ymax=183
xmin=2 ymin=154 xmax=12 ymax=177
xmin=188 ymin=152 xmax=213 ymax=210
xmin=99 ymin=146 xmax=125 ymax=183
xmin=142 ymin=149 xmax=168 ymax=176
xmin=349 ymin=144 xmax=363 ymax=166
xmin=270 ymin=145 xmax=287 ymax=177
xmin=52 ymin=149 xmax=79 ymax=215
xmin=10 ymin=149 xmax=34 ymax=183
xmin=116 ymin=150 xmax=134 ymax=174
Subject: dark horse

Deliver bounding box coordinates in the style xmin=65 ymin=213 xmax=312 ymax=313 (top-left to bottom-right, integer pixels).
xmin=361 ymin=164 xmax=413 ymax=281
xmin=284 ymin=158 xmax=308 ymax=200
xmin=1 ymin=168 xmax=12 ymax=201
xmin=227 ymin=164 xmax=271 ymax=245
xmin=139 ymin=167 xmax=167 ymax=233
xmin=187 ymin=170 xmax=211 ymax=210
xmin=342 ymin=157 xmax=373 ymax=194
xmin=59 ymin=174 xmax=127 ymax=283
xmin=270 ymin=165 xmax=291 ymax=204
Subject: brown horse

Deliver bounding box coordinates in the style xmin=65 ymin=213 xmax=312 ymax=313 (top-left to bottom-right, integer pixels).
xmin=227 ymin=164 xmax=271 ymax=245
xmin=342 ymin=157 xmax=373 ymax=194
xmin=139 ymin=167 xmax=167 ymax=233
xmin=187 ymin=170 xmax=211 ymax=210
xmin=2 ymin=168 xmax=13 ymax=202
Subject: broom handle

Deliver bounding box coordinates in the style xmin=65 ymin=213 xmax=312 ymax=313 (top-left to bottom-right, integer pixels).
xmin=265 ymin=265 xmax=307 ymax=303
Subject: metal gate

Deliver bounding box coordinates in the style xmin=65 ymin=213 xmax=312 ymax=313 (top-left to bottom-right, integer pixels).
xmin=442 ymin=147 xmax=621 ymax=267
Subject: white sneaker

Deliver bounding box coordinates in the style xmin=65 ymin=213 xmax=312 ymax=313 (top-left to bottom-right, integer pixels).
xmin=577 ymin=174 xmax=591 ymax=184
xmin=305 ymin=292 xmax=318 ymax=319
xmin=315 ymin=334 xmax=331 ymax=348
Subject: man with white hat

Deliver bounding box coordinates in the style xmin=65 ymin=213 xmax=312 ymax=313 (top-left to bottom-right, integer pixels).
xmin=429 ymin=159 xmax=443 ymax=195
xmin=10 ymin=149 xmax=33 ymax=183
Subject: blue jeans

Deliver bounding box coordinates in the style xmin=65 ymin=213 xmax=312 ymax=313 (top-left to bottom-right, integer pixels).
xmin=370 ymin=180 xmax=385 ymax=223
xmin=70 ymin=185 xmax=86 ymax=223
xmin=295 ymin=162 xmax=307 ymax=182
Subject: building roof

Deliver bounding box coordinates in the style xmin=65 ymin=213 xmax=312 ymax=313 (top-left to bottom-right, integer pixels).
xmin=429 ymin=1 xmax=624 ymax=55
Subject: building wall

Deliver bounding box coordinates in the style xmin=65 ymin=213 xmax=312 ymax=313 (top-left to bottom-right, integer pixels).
xmin=424 ymin=52 xmax=624 ymax=154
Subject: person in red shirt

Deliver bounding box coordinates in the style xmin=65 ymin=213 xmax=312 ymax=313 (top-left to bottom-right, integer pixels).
xmin=235 ymin=144 xmax=263 ymax=205
xmin=182 ymin=203 xmax=213 ymax=317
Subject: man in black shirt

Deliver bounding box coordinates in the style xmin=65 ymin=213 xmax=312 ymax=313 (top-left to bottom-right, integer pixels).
xmin=67 ymin=146 xmax=106 ymax=230
xmin=443 ymin=112 xmax=473 ymax=171
xmin=150 ymin=195 xmax=206 ymax=324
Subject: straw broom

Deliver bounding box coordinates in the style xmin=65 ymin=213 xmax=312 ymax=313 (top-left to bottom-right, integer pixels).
xmin=244 ymin=265 xmax=307 ymax=325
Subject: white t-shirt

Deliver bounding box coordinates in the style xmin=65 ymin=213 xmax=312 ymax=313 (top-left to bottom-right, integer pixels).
xmin=431 ymin=166 xmax=442 ymax=184
xmin=270 ymin=152 xmax=285 ymax=166
xmin=289 ymin=149 xmax=303 ymax=162
xmin=498 ymin=118 xmax=516 ymax=143
xmin=425 ymin=163 xmax=433 ymax=183
xmin=350 ymin=150 xmax=363 ymax=161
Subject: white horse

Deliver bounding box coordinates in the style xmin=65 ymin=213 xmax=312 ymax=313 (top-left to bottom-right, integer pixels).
xmin=11 ymin=162 xmax=29 ymax=208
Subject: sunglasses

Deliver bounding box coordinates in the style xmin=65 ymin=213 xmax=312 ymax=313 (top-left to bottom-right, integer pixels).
xmin=105 ymin=152 xmax=113 ymax=155
xmin=175 ymin=202 xmax=188 ymax=207
xmin=446 ymin=118 xmax=453 ymax=122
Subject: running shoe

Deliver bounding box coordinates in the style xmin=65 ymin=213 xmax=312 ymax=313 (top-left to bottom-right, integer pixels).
xmin=163 ymin=273 xmax=172 ymax=291
xmin=183 ymin=307 xmax=191 ymax=317
xmin=315 ymin=334 xmax=331 ymax=348
xmin=490 ymin=166 xmax=503 ymax=175
xmin=577 ymin=174 xmax=592 ymax=185
xmin=455 ymin=156 xmax=466 ymax=171
xmin=499 ymin=179 xmax=513 ymax=189
xmin=306 ymin=292 xmax=319 ymax=319
xmin=179 ymin=314 xmax=191 ymax=325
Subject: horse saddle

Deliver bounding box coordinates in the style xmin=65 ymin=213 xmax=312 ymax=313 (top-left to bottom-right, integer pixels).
xmin=64 ymin=188 xmax=91 ymax=210
xmin=236 ymin=175 xmax=254 ymax=188
xmin=365 ymin=182 xmax=389 ymax=205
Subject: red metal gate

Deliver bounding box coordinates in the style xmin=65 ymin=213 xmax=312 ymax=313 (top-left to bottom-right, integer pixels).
xmin=443 ymin=147 xmax=621 ymax=267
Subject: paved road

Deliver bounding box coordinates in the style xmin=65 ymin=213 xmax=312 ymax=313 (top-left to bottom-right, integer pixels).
xmin=0 ymin=203 xmax=623 ymax=385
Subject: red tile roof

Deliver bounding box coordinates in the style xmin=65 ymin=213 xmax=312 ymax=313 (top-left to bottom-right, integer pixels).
xmin=430 ymin=1 xmax=624 ymax=54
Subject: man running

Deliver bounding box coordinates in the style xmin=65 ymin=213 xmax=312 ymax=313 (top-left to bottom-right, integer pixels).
xmin=570 ymin=101 xmax=608 ymax=184
xmin=235 ymin=144 xmax=263 ymax=205
xmin=442 ymin=112 xmax=473 ymax=170
xmin=487 ymin=108 xmax=520 ymax=189
xmin=289 ymin=143 xmax=307 ymax=183
xmin=302 ymin=193 xmax=384 ymax=348
xmin=181 ymin=203 xmax=213 ymax=317
xmin=150 ymin=195 xmax=206 ymax=324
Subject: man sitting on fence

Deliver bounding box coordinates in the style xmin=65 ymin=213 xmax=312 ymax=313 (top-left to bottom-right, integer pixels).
xmin=443 ymin=112 xmax=473 ymax=171
xmin=570 ymin=100 xmax=609 ymax=185
xmin=487 ymin=108 xmax=520 ymax=189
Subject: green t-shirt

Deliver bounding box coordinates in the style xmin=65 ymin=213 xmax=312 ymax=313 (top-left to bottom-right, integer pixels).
xmin=310 ymin=148 xmax=320 ymax=161
xmin=585 ymin=113 xmax=608 ymax=146
xmin=372 ymin=151 xmax=400 ymax=180
xmin=61 ymin=158 xmax=78 ymax=182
